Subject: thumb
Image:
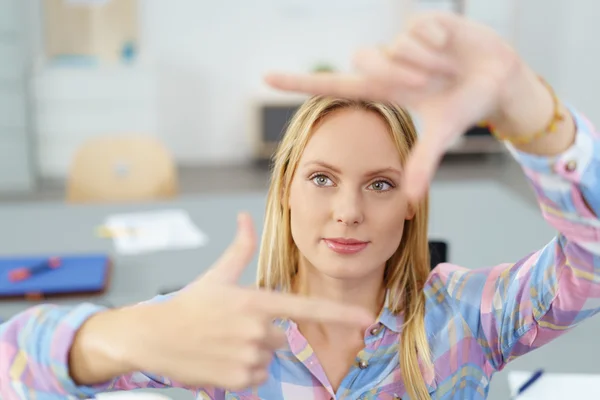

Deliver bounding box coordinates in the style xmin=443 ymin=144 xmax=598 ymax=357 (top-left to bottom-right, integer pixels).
xmin=203 ymin=212 xmax=257 ymax=284
xmin=404 ymin=79 xmax=493 ymax=202
xmin=403 ymin=109 xmax=464 ymax=202
xmin=402 ymin=129 xmax=447 ymax=203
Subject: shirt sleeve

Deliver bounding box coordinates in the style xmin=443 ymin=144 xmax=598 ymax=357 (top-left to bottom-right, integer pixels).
xmin=0 ymin=295 xmax=217 ymax=399
xmin=433 ymin=105 xmax=600 ymax=372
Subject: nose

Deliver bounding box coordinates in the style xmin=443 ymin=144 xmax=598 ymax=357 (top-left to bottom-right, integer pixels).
xmin=333 ymin=188 xmax=364 ymax=226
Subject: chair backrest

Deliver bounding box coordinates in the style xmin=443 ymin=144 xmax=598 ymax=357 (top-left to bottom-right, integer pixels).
xmin=66 ymin=135 xmax=178 ymax=203
xmin=428 ymin=240 xmax=448 ymax=270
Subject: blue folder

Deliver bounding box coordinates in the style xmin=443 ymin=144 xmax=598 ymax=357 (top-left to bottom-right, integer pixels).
xmin=0 ymin=253 xmax=111 ymax=299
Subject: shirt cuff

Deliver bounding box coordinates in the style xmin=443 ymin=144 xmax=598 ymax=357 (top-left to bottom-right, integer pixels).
xmin=504 ymin=103 xmax=595 ymax=184
xmin=51 ymin=303 xmax=113 ymax=398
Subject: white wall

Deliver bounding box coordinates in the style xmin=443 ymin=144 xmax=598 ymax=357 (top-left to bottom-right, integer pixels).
xmin=0 ymin=0 xmax=36 ymax=191
xmin=556 ymin=0 xmax=600 ymax=123
xmin=514 ymin=0 xmax=600 ymax=124
xmin=30 ymin=0 xmax=600 ymax=178
xmin=32 ymin=0 xmax=401 ymax=178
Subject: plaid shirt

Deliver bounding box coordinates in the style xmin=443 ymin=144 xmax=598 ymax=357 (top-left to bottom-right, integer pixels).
xmin=2 ymin=106 xmax=600 ymax=400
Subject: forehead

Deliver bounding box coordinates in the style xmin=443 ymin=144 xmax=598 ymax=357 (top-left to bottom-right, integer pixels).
xmin=300 ymin=108 xmax=403 ymax=169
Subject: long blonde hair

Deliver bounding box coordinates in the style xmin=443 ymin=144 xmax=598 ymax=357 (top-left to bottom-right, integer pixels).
xmin=257 ymin=96 xmax=433 ymax=399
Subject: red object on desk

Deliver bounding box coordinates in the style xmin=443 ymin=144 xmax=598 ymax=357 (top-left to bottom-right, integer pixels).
xmin=8 ymin=257 xmax=62 ymax=283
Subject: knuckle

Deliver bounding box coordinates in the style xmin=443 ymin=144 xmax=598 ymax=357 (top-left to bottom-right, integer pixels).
xmin=246 ymin=319 xmax=269 ymax=341
xmin=242 ymin=346 xmax=264 ymax=367
xmin=229 ymin=367 xmax=254 ymax=390
xmin=233 ymin=292 xmax=258 ymax=312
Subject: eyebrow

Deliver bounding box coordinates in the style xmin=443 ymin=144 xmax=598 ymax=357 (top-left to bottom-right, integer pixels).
xmin=302 ymin=160 xmax=402 ymax=177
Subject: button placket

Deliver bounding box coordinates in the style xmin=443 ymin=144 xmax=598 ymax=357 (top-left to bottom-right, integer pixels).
xmin=369 ymin=323 xmax=383 ymax=336
xmin=565 ymin=159 xmax=577 ymax=172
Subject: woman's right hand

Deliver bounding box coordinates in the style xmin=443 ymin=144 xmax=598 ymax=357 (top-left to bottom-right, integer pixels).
xmin=69 ymin=213 xmax=373 ymax=390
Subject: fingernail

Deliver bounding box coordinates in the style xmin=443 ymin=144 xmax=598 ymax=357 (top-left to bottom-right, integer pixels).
xmin=422 ymin=21 xmax=448 ymax=48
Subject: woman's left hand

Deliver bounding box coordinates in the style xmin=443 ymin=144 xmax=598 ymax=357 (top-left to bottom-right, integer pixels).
xmin=265 ymin=11 xmax=554 ymax=202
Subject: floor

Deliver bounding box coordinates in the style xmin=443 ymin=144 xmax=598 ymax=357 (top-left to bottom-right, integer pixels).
xmin=0 ymin=152 xmax=537 ymax=206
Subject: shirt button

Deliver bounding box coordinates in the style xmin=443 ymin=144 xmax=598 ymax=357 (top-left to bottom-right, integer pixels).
xmin=565 ymin=159 xmax=577 ymax=172
xmin=358 ymin=359 xmax=369 ymax=369
xmin=369 ymin=324 xmax=383 ymax=336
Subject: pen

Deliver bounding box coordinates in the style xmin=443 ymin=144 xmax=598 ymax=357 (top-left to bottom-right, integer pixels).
xmin=515 ymin=369 xmax=544 ymax=398
xmin=8 ymin=257 xmax=62 ymax=282
xmin=96 ymin=225 xmax=139 ymax=238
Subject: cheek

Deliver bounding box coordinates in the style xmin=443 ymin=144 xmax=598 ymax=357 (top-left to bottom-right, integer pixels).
xmin=289 ymin=181 xmax=329 ymax=221
xmin=370 ymin=199 xmax=408 ymax=247
xmin=289 ymin=181 xmax=323 ymax=245
xmin=289 ymin=202 xmax=320 ymax=260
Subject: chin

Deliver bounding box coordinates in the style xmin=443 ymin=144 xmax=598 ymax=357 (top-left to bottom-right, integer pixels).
xmin=315 ymin=254 xmax=380 ymax=281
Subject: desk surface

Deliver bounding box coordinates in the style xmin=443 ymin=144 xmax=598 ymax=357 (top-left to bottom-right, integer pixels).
xmin=1 ymin=188 xmax=599 ymax=400
xmin=0 ymin=193 xmax=267 ymax=317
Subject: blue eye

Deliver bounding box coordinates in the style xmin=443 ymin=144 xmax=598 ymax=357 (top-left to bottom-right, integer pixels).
xmin=369 ymin=180 xmax=392 ymax=191
xmin=311 ymin=174 xmax=334 ymax=187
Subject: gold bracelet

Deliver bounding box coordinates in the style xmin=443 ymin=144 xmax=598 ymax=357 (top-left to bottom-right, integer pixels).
xmin=479 ymin=77 xmax=564 ymax=145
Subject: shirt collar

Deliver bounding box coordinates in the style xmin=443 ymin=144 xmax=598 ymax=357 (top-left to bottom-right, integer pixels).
xmin=378 ymin=306 xmax=404 ymax=333
xmin=375 ymin=289 xmax=403 ymax=333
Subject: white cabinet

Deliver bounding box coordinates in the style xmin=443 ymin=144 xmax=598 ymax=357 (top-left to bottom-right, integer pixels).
xmin=0 ymin=0 xmax=35 ymax=192
xmin=33 ymin=65 xmax=158 ymax=178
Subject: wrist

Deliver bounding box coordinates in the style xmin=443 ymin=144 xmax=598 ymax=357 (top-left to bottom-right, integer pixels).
xmin=488 ymin=60 xmax=553 ymax=139
xmin=487 ymin=61 xmax=575 ymax=155
xmin=69 ymin=305 xmax=150 ymax=385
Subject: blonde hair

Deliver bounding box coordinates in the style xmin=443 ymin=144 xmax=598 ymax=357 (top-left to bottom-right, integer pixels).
xmin=257 ymin=96 xmax=433 ymax=399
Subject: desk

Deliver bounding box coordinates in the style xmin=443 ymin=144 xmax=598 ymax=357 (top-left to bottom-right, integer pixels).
xmin=1 ymin=187 xmax=600 ymax=400
xmin=0 ymin=193 xmax=266 ymax=400
xmin=0 ymin=193 xmax=267 ymax=317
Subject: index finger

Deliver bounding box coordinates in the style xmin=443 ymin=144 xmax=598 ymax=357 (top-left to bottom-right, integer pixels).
xmin=253 ymin=291 xmax=374 ymax=327
xmin=264 ymin=71 xmax=390 ymax=102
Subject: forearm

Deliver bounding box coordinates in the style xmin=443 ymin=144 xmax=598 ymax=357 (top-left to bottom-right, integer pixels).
xmin=69 ymin=299 xmax=194 ymax=392
xmin=0 ymin=303 xmax=110 ymax=398
xmin=488 ymin=88 xmax=600 ymax=366
xmin=69 ymin=306 xmax=142 ymax=386
xmin=0 ymin=300 xmax=179 ymax=399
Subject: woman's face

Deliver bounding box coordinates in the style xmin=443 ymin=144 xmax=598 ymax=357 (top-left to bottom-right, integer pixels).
xmin=288 ymin=108 xmax=414 ymax=283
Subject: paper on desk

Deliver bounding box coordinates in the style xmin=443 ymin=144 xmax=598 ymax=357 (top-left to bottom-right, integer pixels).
xmin=102 ymin=209 xmax=208 ymax=255
xmin=508 ymin=370 xmax=600 ymax=399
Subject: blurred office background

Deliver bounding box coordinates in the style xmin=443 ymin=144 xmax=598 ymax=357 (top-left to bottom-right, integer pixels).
xmin=1 ymin=1 xmax=600 ymax=399
xmin=4 ymin=0 xmax=598 ymax=201
xmin=0 ymin=0 xmax=598 ymax=202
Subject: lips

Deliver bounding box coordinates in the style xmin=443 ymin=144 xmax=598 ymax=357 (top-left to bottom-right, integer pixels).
xmin=322 ymin=238 xmax=369 ymax=255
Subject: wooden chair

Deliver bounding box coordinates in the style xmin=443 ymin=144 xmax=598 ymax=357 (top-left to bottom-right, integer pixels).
xmin=66 ymin=135 xmax=178 ymax=203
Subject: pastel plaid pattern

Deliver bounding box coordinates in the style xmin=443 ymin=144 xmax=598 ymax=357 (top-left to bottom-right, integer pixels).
xmin=2 ymin=106 xmax=600 ymax=400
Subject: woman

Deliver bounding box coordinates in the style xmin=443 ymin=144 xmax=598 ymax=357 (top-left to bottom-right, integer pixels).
xmin=2 ymin=11 xmax=600 ymax=400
